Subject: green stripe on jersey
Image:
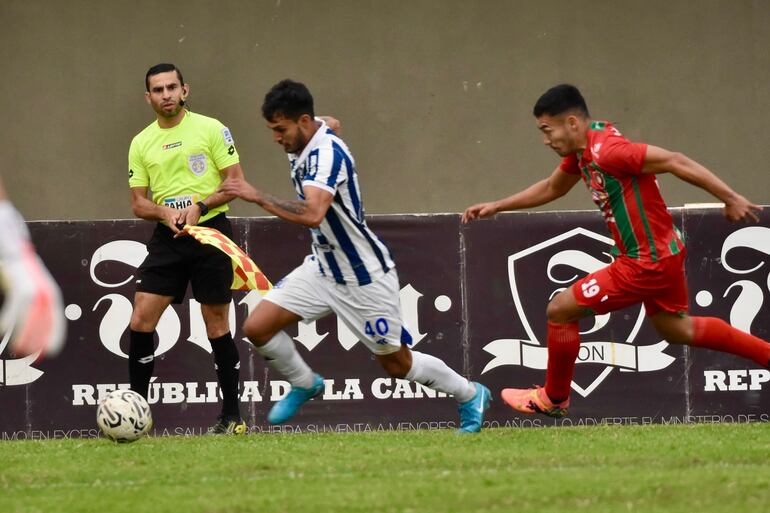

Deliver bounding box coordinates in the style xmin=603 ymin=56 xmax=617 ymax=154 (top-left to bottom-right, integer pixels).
xmin=631 ymin=177 xmax=658 ymax=262
xmin=596 ymin=164 xmax=639 ymax=259
xmin=668 ymin=237 xmax=680 ymax=255
xmin=668 ymin=226 xmax=684 ymax=255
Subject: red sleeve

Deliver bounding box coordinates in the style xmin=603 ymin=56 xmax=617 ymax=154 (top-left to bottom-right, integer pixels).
xmin=595 ymin=139 xmax=648 ymax=176
xmin=559 ymin=154 xmax=580 ymax=175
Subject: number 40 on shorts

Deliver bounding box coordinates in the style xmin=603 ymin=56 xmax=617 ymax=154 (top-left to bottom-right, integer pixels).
xmin=364 ymin=318 xmax=389 ymax=338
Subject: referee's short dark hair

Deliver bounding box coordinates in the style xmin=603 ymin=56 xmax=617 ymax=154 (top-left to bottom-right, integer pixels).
xmin=145 ymin=63 xmax=185 ymax=92
xmin=262 ymin=79 xmax=315 ymax=122
xmin=533 ymin=84 xmax=590 ymax=118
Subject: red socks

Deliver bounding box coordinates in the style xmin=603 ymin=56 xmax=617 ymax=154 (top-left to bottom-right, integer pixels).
xmin=691 ymin=317 xmax=770 ymax=367
xmin=544 ymin=321 xmax=580 ymax=403
xmin=540 ymin=317 xmax=769 ymax=407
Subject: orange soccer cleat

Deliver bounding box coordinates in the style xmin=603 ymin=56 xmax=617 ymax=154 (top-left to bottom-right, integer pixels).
xmin=500 ymin=385 xmax=569 ymax=418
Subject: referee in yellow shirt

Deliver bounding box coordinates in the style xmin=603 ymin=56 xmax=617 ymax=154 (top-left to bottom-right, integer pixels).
xmin=127 ymin=63 xmax=246 ymax=435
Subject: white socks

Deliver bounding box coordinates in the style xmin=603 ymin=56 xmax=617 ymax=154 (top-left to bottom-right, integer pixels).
xmin=405 ymin=351 xmax=476 ymax=403
xmin=255 ymin=331 xmax=316 ymax=389
xmin=256 ymin=333 xmax=476 ymax=402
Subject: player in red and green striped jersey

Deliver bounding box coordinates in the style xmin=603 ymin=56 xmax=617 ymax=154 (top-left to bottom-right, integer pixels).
xmin=463 ymin=83 xmax=767 ymax=418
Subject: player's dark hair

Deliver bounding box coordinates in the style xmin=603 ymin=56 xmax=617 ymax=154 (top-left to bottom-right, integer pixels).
xmin=145 ymin=63 xmax=185 ymax=92
xmin=533 ymin=84 xmax=590 ymax=118
xmin=262 ymin=79 xmax=315 ymax=122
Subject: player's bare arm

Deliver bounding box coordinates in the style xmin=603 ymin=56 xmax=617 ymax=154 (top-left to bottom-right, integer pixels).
xmin=170 ymin=163 xmax=246 ymax=237
xmin=642 ymin=145 xmax=761 ymax=222
xmin=462 ymin=165 xmax=580 ymax=223
xmin=218 ymin=178 xmax=334 ymax=228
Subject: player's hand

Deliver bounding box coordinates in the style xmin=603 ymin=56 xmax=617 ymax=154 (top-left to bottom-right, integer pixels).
xmin=462 ymin=202 xmax=499 ymax=224
xmin=218 ymin=177 xmax=260 ymax=204
xmin=319 ymin=116 xmax=341 ymax=133
xmin=0 ymin=244 xmax=66 ymax=358
xmin=724 ymin=195 xmax=762 ymax=222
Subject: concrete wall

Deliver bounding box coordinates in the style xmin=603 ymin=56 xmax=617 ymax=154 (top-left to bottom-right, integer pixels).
xmin=1 ymin=0 xmax=767 ymax=220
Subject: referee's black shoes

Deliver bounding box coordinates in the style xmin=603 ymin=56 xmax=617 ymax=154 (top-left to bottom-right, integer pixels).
xmin=207 ymin=415 xmax=247 ymax=435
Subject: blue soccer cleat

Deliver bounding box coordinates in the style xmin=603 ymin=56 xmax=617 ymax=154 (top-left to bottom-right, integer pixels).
xmin=457 ymin=382 xmax=491 ymax=433
xmin=267 ymin=374 xmax=325 ymax=424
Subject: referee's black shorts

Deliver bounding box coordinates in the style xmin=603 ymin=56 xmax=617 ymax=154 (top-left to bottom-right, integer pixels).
xmin=136 ymin=214 xmax=234 ymax=305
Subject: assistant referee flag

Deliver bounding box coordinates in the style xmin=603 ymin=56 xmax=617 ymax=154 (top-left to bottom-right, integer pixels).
xmin=183 ymin=225 xmax=272 ymax=293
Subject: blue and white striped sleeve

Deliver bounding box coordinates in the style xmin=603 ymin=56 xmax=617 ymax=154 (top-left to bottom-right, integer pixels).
xmin=302 ymin=145 xmax=345 ymax=195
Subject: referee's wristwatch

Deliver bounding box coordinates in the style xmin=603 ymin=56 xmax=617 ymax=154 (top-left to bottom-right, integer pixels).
xmin=196 ymin=201 xmax=209 ymax=216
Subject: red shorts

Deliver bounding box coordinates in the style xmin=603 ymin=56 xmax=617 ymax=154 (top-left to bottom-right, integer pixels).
xmin=571 ymin=251 xmax=688 ymax=317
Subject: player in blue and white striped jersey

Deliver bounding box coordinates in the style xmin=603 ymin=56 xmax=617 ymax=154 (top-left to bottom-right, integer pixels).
xmin=286 ymin=113 xmax=394 ymax=286
xmin=219 ymin=79 xmax=490 ymax=432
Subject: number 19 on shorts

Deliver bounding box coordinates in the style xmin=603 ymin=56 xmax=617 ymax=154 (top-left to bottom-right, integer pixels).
xmin=581 ymin=278 xmax=600 ymax=298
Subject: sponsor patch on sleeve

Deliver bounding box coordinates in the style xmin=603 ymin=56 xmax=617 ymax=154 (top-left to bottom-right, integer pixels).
xmin=222 ymin=127 xmax=234 ymax=145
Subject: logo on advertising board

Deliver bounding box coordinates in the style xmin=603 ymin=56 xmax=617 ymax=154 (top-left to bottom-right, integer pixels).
xmin=85 ymin=241 xmax=426 ymax=357
xmin=0 ymin=333 xmax=43 ymax=386
xmin=696 ymin=225 xmax=770 ymax=393
xmin=696 ymin=226 xmax=770 ymax=335
xmin=480 ymin=227 xmax=675 ymax=397
xmin=0 ymin=236 xmax=433 ymax=394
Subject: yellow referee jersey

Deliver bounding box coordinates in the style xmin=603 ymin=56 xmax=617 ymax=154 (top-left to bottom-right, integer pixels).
xmin=128 ymin=110 xmax=240 ymax=223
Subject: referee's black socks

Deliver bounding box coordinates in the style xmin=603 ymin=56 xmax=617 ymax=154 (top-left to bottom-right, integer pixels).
xmin=129 ymin=329 xmax=155 ymax=399
xmin=210 ymin=333 xmax=242 ymax=419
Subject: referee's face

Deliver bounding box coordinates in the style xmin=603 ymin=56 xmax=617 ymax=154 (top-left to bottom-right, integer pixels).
xmin=145 ymin=71 xmax=187 ymax=119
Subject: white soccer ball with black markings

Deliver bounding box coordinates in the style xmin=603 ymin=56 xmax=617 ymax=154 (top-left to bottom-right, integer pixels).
xmin=96 ymin=390 xmax=153 ymax=443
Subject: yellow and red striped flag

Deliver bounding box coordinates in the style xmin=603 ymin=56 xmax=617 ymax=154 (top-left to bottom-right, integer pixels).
xmin=183 ymin=225 xmax=272 ymax=294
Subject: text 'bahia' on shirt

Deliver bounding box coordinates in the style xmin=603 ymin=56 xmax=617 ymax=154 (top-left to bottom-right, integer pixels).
xmin=287 ymin=120 xmax=395 ymax=286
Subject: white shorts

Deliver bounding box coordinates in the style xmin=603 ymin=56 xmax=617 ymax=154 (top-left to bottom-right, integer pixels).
xmin=264 ymin=256 xmax=411 ymax=355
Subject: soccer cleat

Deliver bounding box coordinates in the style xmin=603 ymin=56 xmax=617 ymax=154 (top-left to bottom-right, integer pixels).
xmin=457 ymin=382 xmax=491 ymax=433
xmin=501 ymin=385 xmax=569 ymax=418
xmin=267 ymin=374 xmax=325 ymax=425
xmin=207 ymin=415 xmax=247 ymax=435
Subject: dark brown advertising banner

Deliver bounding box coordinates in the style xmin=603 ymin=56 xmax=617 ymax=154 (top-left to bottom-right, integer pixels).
xmin=1 ymin=216 xmax=466 ymax=439
xmin=463 ymin=211 xmax=688 ymax=428
xmin=1 ymin=210 xmax=768 ymax=439
xmin=238 ymin=214 xmax=466 ymax=432
xmin=684 ymin=208 xmax=770 ymax=423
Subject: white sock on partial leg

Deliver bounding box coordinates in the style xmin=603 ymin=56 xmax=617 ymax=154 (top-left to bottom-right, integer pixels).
xmin=405 ymin=351 xmax=476 ymax=403
xmin=255 ymin=331 xmax=316 ymax=389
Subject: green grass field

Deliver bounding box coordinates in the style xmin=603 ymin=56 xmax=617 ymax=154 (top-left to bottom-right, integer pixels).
xmin=1 ymin=423 xmax=769 ymax=513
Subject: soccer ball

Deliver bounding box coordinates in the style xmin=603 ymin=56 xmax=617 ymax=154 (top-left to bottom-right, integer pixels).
xmin=96 ymin=390 xmax=153 ymax=443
